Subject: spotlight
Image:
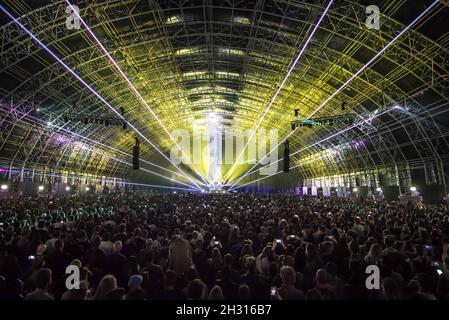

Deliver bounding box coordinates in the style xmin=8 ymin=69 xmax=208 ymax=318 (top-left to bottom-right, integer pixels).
xmin=376 ymin=187 xmax=382 ymax=192
xmin=36 ymin=108 xmax=41 ymax=112
xmin=410 ymin=186 xmax=417 ymax=192
xmin=1 ymin=184 xmax=8 ymax=190
xmin=38 ymin=185 xmax=44 ymax=191
xmin=353 ymin=187 xmax=358 ymax=192
xmin=86 ymin=187 xmax=90 ymax=191
xmin=65 ymin=186 xmax=71 ymax=191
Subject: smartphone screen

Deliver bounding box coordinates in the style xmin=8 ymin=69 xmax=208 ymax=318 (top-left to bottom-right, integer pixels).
xmin=275 ymin=239 xmax=282 ymax=244
xmin=270 ymin=287 xmax=277 ymax=296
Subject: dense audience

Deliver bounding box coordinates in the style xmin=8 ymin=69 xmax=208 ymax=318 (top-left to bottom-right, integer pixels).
xmin=0 ymin=192 xmax=448 ymax=300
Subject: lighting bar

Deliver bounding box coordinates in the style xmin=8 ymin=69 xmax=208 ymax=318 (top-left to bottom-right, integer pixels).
xmin=229 ymin=0 xmax=440 ymax=189
xmin=223 ymin=0 xmax=334 ymax=183
xmin=64 ymin=1 xmax=209 ymax=185
xmin=0 ymin=4 xmax=203 ymax=191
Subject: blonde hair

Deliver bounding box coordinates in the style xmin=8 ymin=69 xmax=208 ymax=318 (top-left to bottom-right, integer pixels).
xmin=208 ymin=285 xmax=224 ymax=300
xmin=94 ymin=274 xmax=117 ymax=300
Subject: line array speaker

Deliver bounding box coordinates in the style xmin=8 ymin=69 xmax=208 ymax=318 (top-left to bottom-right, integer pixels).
xmin=133 ymin=138 xmax=140 ymax=170
xmin=283 ymin=140 xmax=290 ymax=173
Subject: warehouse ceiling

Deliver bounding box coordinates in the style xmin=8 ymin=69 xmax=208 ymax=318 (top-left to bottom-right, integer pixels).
xmin=1 ymin=0 xmax=449 ymax=191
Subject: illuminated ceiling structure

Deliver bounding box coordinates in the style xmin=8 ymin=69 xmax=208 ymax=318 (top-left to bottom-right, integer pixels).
xmin=1 ymin=0 xmax=449 ymax=192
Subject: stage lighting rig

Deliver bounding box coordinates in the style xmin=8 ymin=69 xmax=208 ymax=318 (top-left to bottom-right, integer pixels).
xmin=62 ymin=113 xmax=127 ymax=130
xmin=290 ymin=109 xmax=354 ymax=131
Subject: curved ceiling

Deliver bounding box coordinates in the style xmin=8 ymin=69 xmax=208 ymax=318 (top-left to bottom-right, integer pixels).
xmin=1 ymin=0 xmax=449 ymax=191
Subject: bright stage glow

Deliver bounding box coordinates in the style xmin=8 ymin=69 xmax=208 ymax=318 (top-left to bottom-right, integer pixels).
xmin=376 ymin=187 xmax=382 ymax=192
xmin=38 ymin=185 xmax=44 ymax=191
xmin=1 ymin=185 xmax=8 ymax=190
xmin=205 ymin=112 xmax=222 ymax=185
xmin=65 ymin=186 xmax=71 ymax=191
xmin=410 ymin=186 xmax=417 ymax=192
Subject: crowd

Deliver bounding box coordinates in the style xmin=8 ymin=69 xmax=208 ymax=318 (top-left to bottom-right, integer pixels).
xmin=0 ymin=191 xmax=448 ymax=300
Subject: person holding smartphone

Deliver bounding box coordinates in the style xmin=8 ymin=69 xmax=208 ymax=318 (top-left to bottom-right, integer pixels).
xmin=270 ymin=286 xmax=282 ymax=300
xmin=273 ymin=238 xmax=286 ymax=255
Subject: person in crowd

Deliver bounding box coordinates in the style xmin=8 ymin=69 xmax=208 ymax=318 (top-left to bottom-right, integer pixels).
xmin=278 ymin=266 xmax=305 ymax=300
xmin=24 ymin=268 xmax=53 ymax=300
xmin=94 ymin=274 xmax=117 ymax=300
xmin=169 ymin=229 xmax=192 ymax=275
xmin=45 ymin=239 xmax=70 ymax=298
xmin=103 ymin=241 xmax=127 ymax=287
xmin=187 ymin=278 xmax=208 ymax=300
xmin=61 ymin=280 xmax=89 ymax=300
xmin=365 ymin=244 xmax=383 ymax=265
xmin=125 ymin=274 xmax=145 ymax=300
xmin=240 ymin=256 xmax=269 ymax=299
xmin=160 ymin=269 xmax=185 ymax=300
xmin=381 ymin=278 xmax=400 ymax=300
xmin=208 ymin=285 xmax=225 ymax=300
